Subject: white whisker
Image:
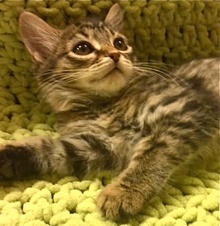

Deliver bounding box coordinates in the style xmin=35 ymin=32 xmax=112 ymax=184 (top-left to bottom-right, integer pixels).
xmin=134 ymin=62 xmax=186 ymax=88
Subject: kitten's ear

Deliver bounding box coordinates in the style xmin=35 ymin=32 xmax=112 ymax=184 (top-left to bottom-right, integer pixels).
xmin=19 ymin=12 xmax=61 ymax=63
xmin=105 ymin=4 xmax=124 ymax=32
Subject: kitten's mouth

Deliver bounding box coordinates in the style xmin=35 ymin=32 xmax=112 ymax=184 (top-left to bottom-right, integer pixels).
xmin=90 ymin=67 xmax=122 ymax=83
xmin=107 ymin=68 xmax=120 ymax=75
xmin=103 ymin=68 xmax=123 ymax=79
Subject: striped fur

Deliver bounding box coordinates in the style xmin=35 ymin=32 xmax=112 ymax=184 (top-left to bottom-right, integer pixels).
xmin=0 ymin=4 xmax=219 ymax=220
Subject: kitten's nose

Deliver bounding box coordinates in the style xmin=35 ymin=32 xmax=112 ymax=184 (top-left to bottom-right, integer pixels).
xmin=101 ymin=46 xmax=120 ymax=63
xmin=108 ymin=52 xmax=120 ymax=63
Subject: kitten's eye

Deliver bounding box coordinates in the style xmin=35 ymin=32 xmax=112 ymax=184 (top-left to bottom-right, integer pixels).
xmin=73 ymin=41 xmax=94 ymax=55
xmin=113 ymin=38 xmax=127 ymax=51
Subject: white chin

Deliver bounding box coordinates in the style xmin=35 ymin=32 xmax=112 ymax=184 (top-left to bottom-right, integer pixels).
xmin=105 ymin=68 xmax=123 ymax=79
xmin=92 ymin=69 xmax=128 ymax=96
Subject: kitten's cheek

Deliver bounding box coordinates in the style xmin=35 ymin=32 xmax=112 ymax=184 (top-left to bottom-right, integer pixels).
xmin=118 ymin=67 xmax=132 ymax=80
xmin=117 ymin=61 xmax=133 ymax=78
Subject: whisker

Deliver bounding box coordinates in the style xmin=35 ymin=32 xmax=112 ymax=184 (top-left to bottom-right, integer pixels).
xmin=134 ymin=63 xmax=185 ymax=88
xmin=134 ymin=60 xmax=178 ymax=68
xmin=37 ymin=68 xmax=86 ymax=78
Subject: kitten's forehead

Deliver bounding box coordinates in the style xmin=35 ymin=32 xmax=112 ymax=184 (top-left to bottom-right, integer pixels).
xmin=79 ymin=18 xmax=114 ymax=32
xmin=78 ymin=20 xmax=115 ymax=42
xmin=61 ymin=19 xmax=119 ymax=49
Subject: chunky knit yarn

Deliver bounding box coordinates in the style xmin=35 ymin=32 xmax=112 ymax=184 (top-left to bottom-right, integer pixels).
xmin=0 ymin=0 xmax=219 ymax=225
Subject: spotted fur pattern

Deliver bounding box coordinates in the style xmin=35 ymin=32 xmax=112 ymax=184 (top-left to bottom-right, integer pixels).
xmin=0 ymin=4 xmax=219 ymax=220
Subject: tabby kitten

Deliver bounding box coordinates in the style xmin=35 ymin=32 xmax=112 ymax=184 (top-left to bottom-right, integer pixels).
xmin=0 ymin=4 xmax=219 ymax=220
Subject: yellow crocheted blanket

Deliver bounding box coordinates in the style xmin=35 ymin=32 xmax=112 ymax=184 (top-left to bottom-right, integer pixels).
xmin=0 ymin=1 xmax=219 ymax=225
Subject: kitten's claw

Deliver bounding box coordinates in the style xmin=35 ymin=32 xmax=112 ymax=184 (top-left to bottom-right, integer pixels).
xmin=97 ymin=182 xmax=144 ymax=220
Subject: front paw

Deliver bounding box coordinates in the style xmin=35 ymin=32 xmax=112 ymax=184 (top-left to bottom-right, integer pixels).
xmin=97 ymin=182 xmax=144 ymax=220
xmin=0 ymin=144 xmax=37 ymax=179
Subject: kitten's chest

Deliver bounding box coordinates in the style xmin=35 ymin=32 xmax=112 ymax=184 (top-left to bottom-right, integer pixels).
xmin=60 ymin=109 xmax=141 ymax=143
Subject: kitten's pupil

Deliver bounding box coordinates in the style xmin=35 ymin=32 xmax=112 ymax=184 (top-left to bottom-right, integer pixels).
xmin=113 ymin=38 xmax=127 ymax=51
xmin=73 ymin=41 xmax=94 ymax=55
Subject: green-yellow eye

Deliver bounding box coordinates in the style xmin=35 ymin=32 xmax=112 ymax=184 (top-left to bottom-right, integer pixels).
xmin=73 ymin=41 xmax=94 ymax=55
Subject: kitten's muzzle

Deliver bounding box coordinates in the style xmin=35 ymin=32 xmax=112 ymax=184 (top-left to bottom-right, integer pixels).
xmin=101 ymin=46 xmax=120 ymax=63
xmin=107 ymin=52 xmax=120 ymax=63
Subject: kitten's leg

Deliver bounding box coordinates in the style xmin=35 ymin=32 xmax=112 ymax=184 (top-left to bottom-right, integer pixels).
xmin=97 ymin=137 xmax=191 ymax=220
xmin=0 ymin=136 xmax=64 ymax=179
xmin=0 ymin=134 xmax=120 ymax=179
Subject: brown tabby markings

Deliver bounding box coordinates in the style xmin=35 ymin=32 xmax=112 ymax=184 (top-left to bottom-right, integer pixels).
xmin=0 ymin=4 xmax=219 ymax=220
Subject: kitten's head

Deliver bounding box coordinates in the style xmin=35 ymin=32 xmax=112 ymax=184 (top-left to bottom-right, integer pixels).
xmin=19 ymin=4 xmax=134 ymax=112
